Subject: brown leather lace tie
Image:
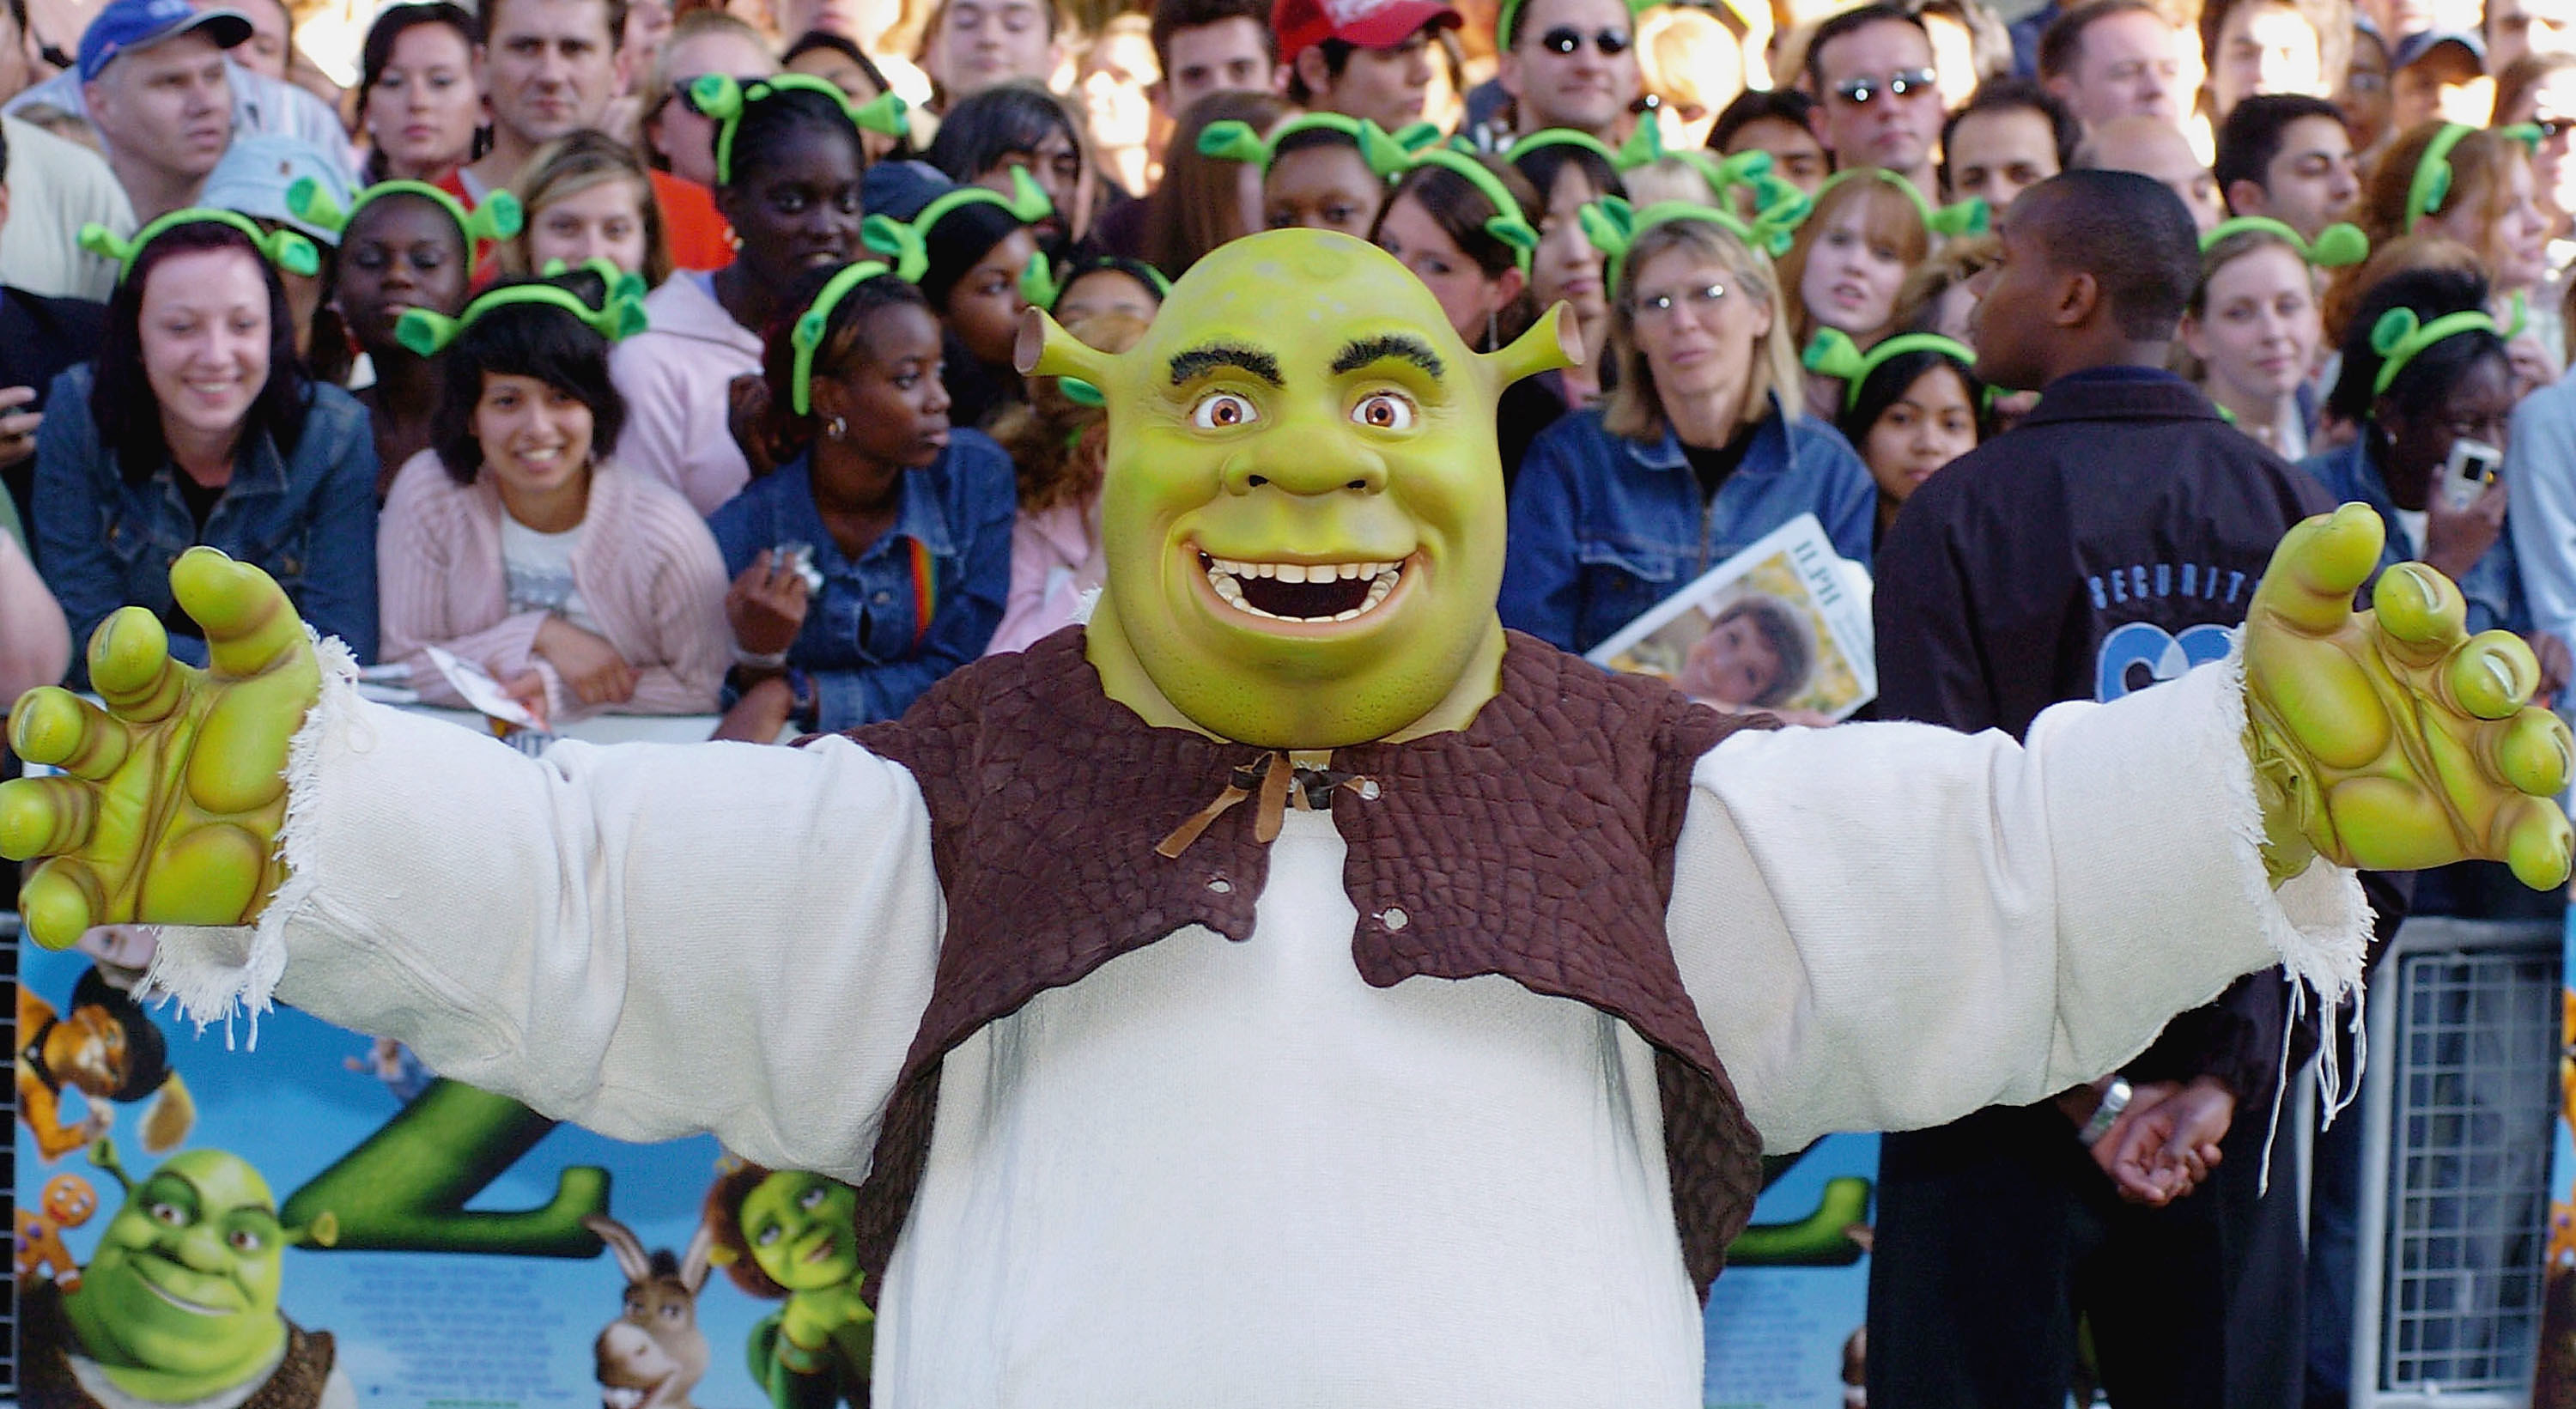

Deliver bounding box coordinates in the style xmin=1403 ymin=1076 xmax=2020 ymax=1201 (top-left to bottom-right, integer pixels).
xmin=1154 ymin=751 xmax=1370 ymax=857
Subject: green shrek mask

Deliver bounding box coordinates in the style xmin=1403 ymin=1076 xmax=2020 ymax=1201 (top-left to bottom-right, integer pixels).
xmin=62 ymin=1142 xmax=337 ymax=1402
xmin=1018 ymin=228 xmax=1577 ymax=748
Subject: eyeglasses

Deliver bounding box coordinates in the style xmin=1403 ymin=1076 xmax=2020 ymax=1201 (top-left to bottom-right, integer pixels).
xmin=1631 ymin=92 xmax=1708 ymax=121
xmin=1831 ymin=67 xmax=1936 ymax=106
xmin=1633 ymin=281 xmax=1727 ymax=322
xmin=1539 ymin=25 xmax=1630 ymax=55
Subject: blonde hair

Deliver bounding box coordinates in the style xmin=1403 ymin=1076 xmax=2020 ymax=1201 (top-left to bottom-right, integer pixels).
xmin=1602 ymin=217 xmax=1803 ymax=443
xmin=502 ymin=130 xmax=677 ymax=288
xmin=1775 ymin=174 xmax=1930 ymax=349
xmin=1636 ymin=6 xmax=1741 ymax=115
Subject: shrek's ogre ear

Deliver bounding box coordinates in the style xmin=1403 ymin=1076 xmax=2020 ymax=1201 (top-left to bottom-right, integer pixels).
xmin=288 ymin=1209 xmax=339 ymax=1248
xmin=88 ymin=1135 xmax=135 ymax=1194
xmin=1015 ymin=306 xmax=1117 ymax=387
xmin=1483 ymin=301 xmax=1581 ymax=388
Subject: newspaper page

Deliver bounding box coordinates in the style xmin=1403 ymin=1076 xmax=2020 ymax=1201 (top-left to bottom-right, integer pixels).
xmin=1583 ymin=513 xmax=1877 ymax=721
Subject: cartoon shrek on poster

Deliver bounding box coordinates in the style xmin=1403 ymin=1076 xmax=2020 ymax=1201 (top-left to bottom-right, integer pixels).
xmin=21 ymin=1139 xmax=349 ymax=1409
xmin=1 ymin=226 xmax=2570 ymax=1403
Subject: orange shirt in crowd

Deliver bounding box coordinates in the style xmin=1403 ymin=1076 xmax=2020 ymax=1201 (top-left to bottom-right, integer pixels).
xmin=653 ymin=169 xmax=737 ymax=273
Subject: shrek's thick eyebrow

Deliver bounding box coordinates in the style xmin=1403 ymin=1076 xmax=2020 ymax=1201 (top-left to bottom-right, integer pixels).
xmin=1169 ymin=343 xmax=1282 ymax=386
xmin=1331 ymin=334 xmax=1445 ymax=379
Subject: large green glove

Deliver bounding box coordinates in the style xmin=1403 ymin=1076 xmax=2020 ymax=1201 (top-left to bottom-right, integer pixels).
xmin=2245 ymin=503 xmax=2573 ymax=890
xmin=0 ymin=549 xmax=319 ymax=949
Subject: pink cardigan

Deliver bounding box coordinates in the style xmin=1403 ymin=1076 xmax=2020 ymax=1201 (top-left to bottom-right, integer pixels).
xmin=377 ymin=451 xmax=732 ymax=720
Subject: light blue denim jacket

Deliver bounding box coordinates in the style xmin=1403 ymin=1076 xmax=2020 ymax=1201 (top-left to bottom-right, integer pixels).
xmin=705 ymin=429 xmax=1017 ymax=730
xmin=1499 ymin=397 xmax=1878 ymax=654
xmin=33 ymin=365 xmax=379 ymax=686
xmin=2299 ymin=436 xmax=2529 ymax=636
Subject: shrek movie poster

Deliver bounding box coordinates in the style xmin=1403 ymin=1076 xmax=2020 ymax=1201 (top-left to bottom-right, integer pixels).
xmin=14 ymin=931 xmax=877 ymax=1409
xmin=15 ymin=927 xmax=1871 ymax=1409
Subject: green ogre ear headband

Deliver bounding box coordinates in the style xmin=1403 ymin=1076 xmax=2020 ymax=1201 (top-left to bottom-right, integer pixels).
xmin=690 ymin=72 xmax=908 ymax=187
xmin=1197 ymin=113 xmax=1440 ymax=173
xmin=2198 ymin=215 xmax=2369 ymax=266
xmin=285 ymin=178 xmax=523 ymax=253
xmin=1580 ymin=194 xmax=1799 ymax=293
xmin=81 ymin=210 xmax=320 ymax=282
xmin=394 ymin=258 xmax=649 ymax=356
xmin=1358 ymin=124 xmax=1539 ymax=275
xmin=859 ymin=166 xmax=1048 ymax=276
xmin=2407 ymin=122 xmax=2543 ymax=233
xmin=1504 ymin=120 xmax=1667 ymax=172
xmin=1665 ymin=149 xmax=1815 ymax=234
xmin=1020 ymin=252 xmax=1173 ymax=311
xmin=789 ymin=259 xmax=908 ymax=415
xmin=2368 ymin=297 xmax=2526 ymax=396
xmin=1801 ymin=327 xmax=1987 ymax=411
xmin=1810 ymin=167 xmax=1987 ymax=238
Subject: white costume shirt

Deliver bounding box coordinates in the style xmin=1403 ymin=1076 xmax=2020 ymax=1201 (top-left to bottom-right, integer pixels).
xmin=149 ymin=645 xmax=2366 ymax=1408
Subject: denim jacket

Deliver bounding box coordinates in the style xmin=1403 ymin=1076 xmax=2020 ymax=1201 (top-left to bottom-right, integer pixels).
xmin=706 ymin=429 xmax=1017 ymax=729
xmin=1499 ymin=398 xmax=1878 ymax=654
xmin=33 ymin=365 xmax=380 ymax=685
xmin=2299 ymin=436 xmax=2529 ymax=636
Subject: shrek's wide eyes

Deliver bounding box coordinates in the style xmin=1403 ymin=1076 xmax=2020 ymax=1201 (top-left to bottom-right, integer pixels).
xmin=1191 ymin=392 xmax=1260 ymax=428
xmin=149 ymin=1202 xmax=186 ymax=1227
xmin=1353 ymin=392 xmax=1416 ymax=430
xmin=228 ymin=1227 xmax=264 ymax=1254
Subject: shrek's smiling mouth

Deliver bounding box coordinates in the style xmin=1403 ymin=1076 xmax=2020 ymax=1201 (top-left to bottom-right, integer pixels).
xmin=1199 ymin=551 xmax=1407 ymax=623
xmin=143 ymin=1280 xmax=231 ymax=1316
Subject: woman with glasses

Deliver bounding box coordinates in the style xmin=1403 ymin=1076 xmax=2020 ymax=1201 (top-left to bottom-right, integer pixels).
xmin=1499 ymin=209 xmax=1876 ymax=655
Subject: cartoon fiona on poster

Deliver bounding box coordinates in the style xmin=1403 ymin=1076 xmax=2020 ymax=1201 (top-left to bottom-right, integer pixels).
xmin=11 ymin=933 xmax=881 ymax=1409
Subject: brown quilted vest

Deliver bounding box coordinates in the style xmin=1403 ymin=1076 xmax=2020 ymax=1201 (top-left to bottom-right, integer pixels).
xmin=843 ymin=627 xmax=1769 ymax=1301
xmin=22 ymin=1281 xmax=340 ymax=1409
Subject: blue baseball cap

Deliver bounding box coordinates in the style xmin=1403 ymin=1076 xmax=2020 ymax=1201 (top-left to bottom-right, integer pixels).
xmin=78 ymin=0 xmax=252 ymax=83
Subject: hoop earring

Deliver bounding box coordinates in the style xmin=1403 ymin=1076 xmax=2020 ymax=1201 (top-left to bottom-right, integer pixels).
xmin=826 ymin=415 xmax=848 ymax=440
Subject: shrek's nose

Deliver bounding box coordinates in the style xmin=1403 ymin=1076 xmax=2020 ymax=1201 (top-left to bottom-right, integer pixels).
xmin=1220 ymin=446 xmax=1388 ymax=497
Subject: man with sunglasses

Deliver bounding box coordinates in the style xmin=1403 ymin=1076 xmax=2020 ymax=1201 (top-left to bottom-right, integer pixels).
xmin=1274 ymin=0 xmax=1458 ymax=135
xmin=1804 ymin=3 xmax=1941 ymax=196
xmin=1496 ymin=0 xmax=1641 ymax=143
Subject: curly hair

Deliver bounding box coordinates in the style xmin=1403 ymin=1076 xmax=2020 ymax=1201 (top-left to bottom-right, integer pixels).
xmin=988 ymin=309 xmax=1149 ymax=511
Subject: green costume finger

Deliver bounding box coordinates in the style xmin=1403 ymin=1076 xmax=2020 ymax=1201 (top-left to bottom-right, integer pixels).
xmin=2446 ymin=630 xmax=2539 ymax=720
xmin=2368 ymin=560 xmax=2467 ymax=652
xmin=20 ymin=856 xmax=105 ymax=949
xmin=9 ymin=687 xmax=130 ymax=780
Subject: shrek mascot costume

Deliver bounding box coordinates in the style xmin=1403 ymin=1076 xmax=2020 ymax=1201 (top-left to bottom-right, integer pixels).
xmin=3 ymin=228 xmax=2569 ymax=1407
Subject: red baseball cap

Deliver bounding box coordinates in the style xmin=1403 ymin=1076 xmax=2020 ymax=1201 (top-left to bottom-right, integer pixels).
xmin=1273 ymin=0 xmax=1461 ymax=65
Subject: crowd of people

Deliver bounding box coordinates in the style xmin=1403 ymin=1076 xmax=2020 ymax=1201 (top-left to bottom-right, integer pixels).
xmin=0 ymin=0 xmax=2567 ymax=1396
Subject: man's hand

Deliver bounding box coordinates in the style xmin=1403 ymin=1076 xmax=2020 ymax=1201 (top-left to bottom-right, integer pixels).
xmin=2243 ymin=505 xmax=2573 ymax=889
xmin=2094 ymin=1076 xmax=2234 ymax=1206
xmin=0 ymin=550 xmax=320 ymax=949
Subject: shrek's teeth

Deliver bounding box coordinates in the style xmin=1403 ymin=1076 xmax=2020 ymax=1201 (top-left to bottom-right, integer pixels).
xmin=1201 ymin=555 xmax=1406 ymax=622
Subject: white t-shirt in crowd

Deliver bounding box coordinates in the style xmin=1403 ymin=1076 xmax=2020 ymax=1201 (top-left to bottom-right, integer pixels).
xmin=501 ymin=515 xmax=599 ymax=635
